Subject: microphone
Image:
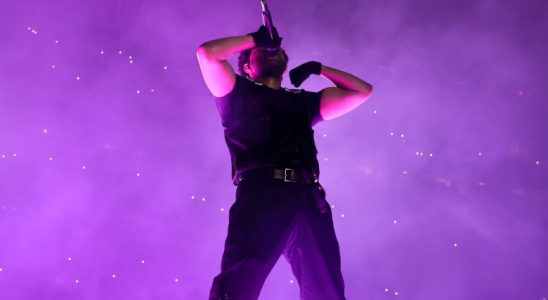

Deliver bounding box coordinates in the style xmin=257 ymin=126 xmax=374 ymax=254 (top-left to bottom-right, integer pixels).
xmin=260 ymin=0 xmax=278 ymax=53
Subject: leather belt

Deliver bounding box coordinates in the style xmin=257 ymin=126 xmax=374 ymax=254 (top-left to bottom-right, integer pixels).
xmin=235 ymin=167 xmax=318 ymax=185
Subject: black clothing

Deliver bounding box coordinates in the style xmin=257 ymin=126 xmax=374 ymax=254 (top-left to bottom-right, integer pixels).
xmin=209 ymin=75 xmax=346 ymax=300
xmin=209 ymin=178 xmax=345 ymax=300
xmin=215 ymin=75 xmax=323 ymax=184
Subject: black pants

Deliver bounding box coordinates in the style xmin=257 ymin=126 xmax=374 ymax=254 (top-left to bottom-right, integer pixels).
xmin=209 ymin=176 xmax=346 ymax=300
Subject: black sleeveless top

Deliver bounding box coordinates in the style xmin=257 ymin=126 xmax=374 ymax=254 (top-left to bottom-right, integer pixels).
xmin=215 ymin=75 xmax=324 ymax=184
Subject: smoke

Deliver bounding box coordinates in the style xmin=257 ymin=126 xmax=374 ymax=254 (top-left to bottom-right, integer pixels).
xmin=1 ymin=0 xmax=547 ymax=299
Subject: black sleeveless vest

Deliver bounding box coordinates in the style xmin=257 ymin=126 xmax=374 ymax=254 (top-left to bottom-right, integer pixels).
xmin=215 ymin=75 xmax=324 ymax=184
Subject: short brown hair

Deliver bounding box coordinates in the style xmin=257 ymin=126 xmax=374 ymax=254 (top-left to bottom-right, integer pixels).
xmin=238 ymin=48 xmax=288 ymax=77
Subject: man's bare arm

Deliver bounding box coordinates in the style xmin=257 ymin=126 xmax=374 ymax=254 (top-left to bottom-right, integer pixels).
xmin=196 ymin=36 xmax=254 ymax=97
xmin=319 ymin=65 xmax=373 ymax=120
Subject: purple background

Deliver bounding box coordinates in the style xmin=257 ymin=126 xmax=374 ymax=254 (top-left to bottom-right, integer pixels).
xmin=1 ymin=0 xmax=547 ymax=299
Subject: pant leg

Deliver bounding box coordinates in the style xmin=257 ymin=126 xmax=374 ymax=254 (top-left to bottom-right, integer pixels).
xmin=283 ymin=183 xmax=346 ymax=300
xmin=209 ymin=179 xmax=301 ymax=300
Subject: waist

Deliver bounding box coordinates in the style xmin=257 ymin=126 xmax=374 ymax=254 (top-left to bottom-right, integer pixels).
xmin=234 ymin=167 xmax=319 ymax=185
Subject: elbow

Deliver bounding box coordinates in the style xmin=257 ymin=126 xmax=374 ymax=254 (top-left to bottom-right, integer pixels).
xmin=196 ymin=43 xmax=213 ymax=60
xmin=365 ymin=82 xmax=373 ymax=95
xmin=359 ymin=84 xmax=373 ymax=101
xmin=197 ymin=41 xmax=223 ymax=61
xmin=197 ymin=43 xmax=227 ymax=61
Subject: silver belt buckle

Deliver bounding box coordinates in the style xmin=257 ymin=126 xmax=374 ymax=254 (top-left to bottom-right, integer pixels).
xmin=284 ymin=168 xmax=297 ymax=182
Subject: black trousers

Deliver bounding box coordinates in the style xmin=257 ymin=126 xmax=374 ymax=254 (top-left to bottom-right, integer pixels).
xmin=209 ymin=176 xmax=346 ymax=300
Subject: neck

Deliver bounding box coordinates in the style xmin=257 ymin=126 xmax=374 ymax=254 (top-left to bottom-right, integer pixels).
xmin=253 ymin=76 xmax=282 ymax=90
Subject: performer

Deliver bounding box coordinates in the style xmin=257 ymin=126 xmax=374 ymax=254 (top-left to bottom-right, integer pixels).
xmin=197 ymin=24 xmax=372 ymax=300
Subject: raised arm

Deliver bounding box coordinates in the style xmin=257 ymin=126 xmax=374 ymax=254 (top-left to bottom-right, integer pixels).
xmin=197 ymin=26 xmax=282 ymax=97
xmin=196 ymin=35 xmax=254 ymax=97
xmin=289 ymin=61 xmax=373 ymax=121
xmin=319 ymin=65 xmax=373 ymax=120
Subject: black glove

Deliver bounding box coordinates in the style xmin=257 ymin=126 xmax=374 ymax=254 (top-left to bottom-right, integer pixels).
xmin=289 ymin=61 xmax=322 ymax=87
xmin=249 ymin=25 xmax=282 ymax=49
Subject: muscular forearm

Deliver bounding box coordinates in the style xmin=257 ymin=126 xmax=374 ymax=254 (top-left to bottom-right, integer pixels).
xmin=320 ymin=65 xmax=373 ymax=94
xmin=198 ymin=35 xmax=255 ymax=61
